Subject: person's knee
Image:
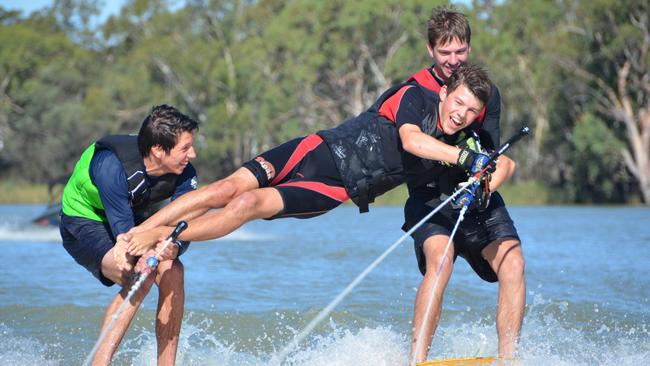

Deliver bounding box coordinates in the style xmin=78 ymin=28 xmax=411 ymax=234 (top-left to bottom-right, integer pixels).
xmin=157 ymin=259 xmax=185 ymax=284
xmin=498 ymin=247 xmax=525 ymax=283
xmin=424 ymin=250 xmax=453 ymax=276
xmin=227 ymin=191 xmax=262 ymax=219
xmin=203 ymin=179 xmax=239 ymax=206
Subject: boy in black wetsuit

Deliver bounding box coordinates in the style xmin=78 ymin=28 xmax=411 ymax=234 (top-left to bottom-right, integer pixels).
xmin=404 ymin=7 xmax=525 ymax=362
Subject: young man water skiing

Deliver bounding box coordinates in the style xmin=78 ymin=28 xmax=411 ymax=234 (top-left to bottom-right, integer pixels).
xmin=60 ymin=105 xmax=198 ymax=365
xmin=403 ymin=7 xmax=525 ymax=362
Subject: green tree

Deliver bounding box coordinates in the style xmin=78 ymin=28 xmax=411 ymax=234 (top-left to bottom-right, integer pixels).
xmin=551 ymin=0 xmax=650 ymax=204
xmin=472 ymin=0 xmax=571 ymax=181
xmin=572 ymin=113 xmax=632 ymax=202
xmin=0 ymin=10 xmax=103 ymax=181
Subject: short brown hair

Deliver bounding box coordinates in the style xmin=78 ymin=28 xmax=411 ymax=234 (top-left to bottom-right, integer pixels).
xmin=138 ymin=105 xmax=199 ymax=157
xmin=445 ymin=64 xmax=491 ymax=106
xmin=427 ymin=6 xmax=471 ymax=48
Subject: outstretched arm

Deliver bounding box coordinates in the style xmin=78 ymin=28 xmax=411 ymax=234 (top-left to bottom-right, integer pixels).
xmin=399 ymin=123 xmax=463 ymax=163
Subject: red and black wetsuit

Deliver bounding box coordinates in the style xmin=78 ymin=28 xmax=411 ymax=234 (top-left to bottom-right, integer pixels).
xmin=242 ymin=78 xmax=454 ymax=217
xmin=402 ymin=65 xmax=504 ymax=204
xmin=402 ymin=67 xmax=520 ymax=284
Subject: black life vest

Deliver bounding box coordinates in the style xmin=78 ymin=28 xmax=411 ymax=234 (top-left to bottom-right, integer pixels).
xmin=318 ymin=82 xmax=455 ymax=213
xmin=95 ymin=135 xmax=178 ymax=209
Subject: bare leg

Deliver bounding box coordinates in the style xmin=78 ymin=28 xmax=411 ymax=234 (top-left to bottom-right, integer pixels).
xmin=138 ymin=167 xmax=260 ymax=230
xmin=92 ymin=247 xmax=156 ymax=366
xmin=154 ymin=259 xmax=185 ymax=366
xmin=482 ymin=238 xmax=525 ymax=358
xmin=182 ymin=187 xmax=284 ymax=240
xmin=127 ymin=178 xmax=285 ymax=255
xmin=410 ymin=235 xmax=455 ymax=363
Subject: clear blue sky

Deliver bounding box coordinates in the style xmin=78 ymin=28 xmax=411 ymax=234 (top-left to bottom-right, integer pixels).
xmin=2 ymin=0 xmax=471 ymax=19
xmin=0 ymin=0 xmax=126 ymax=20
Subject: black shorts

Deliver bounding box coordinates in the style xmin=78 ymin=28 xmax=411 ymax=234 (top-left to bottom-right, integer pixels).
xmin=60 ymin=214 xmax=115 ymax=286
xmin=406 ymin=192 xmax=519 ymax=282
xmin=242 ymin=134 xmax=350 ymax=219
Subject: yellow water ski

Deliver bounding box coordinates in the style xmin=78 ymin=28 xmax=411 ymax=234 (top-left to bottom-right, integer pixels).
xmin=417 ymin=356 xmax=513 ymax=366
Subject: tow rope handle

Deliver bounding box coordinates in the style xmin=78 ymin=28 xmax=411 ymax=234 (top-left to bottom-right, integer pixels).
xmin=145 ymin=221 xmax=188 ymax=269
xmin=474 ymin=126 xmax=530 ymax=179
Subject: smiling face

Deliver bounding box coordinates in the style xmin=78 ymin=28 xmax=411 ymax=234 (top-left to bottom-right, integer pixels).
xmin=155 ymin=131 xmax=196 ymax=175
xmin=428 ymin=38 xmax=471 ymax=81
xmin=438 ymin=83 xmax=484 ymax=135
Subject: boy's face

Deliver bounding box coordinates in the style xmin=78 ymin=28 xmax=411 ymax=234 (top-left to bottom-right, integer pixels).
xmin=438 ymin=84 xmax=484 ymax=135
xmin=158 ymin=131 xmax=196 ymax=175
xmin=428 ymin=38 xmax=471 ymax=80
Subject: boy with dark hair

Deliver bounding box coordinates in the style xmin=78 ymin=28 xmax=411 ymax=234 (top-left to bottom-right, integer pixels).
xmin=404 ymin=6 xmax=525 ymax=362
xmin=60 ymin=104 xmax=199 ymax=365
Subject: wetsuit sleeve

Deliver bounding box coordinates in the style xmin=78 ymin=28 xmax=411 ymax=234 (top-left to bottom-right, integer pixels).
xmin=169 ymin=163 xmax=198 ymax=256
xmin=90 ymin=150 xmax=135 ymax=238
xmin=379 ymin=86 xmax=430 ymax=130
xmin=478 ymin=84 xmax=501 ymax=150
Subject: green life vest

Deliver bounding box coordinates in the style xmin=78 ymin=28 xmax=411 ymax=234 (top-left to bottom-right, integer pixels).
xmin=61 ymin=135 xmax=178 ymax=222
xmin=61 ymin=143 xmax=106 ymax=221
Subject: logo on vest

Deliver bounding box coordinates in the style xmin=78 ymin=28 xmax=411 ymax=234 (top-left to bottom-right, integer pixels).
xmin=332 ymin=144 xmax=347 ymax=160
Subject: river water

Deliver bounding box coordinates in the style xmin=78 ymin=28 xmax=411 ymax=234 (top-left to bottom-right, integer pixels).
xmin=1 ymin=204 xmax=649 ymax=365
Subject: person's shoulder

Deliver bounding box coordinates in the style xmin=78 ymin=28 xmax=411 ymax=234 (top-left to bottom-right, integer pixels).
xmin=91 ymin=149 xmax=122 ymax=171
xmin=90 ymin=149 xmax=126 ymax=183
xmin=400 ymin=82 xmax=439 ymax=100
xmin=410 ymin=82 xmax=440 ymax=106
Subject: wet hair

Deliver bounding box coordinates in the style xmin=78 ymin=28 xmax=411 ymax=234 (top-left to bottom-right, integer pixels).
xmin=137 ymin=104 xmax=199 ymax=157
xmin=427 ymin=6 xmax=471 ymax=48
xmin=445 ymin=64 xmax=491 ymax=106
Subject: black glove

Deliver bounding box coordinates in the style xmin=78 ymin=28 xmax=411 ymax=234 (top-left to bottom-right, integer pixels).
xmin=457 ymin=148 xmax=495 ymax=175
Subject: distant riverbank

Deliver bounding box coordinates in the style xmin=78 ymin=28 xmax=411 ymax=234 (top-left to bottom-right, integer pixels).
xmin=0 ymin=179 xmax=561 ymax=206
xmin=0 ymin=181 xmax=51 ymax=203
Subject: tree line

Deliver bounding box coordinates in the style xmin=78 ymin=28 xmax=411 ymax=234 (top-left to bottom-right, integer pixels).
xmin=1 ymin=0 xmax=648 ymax=204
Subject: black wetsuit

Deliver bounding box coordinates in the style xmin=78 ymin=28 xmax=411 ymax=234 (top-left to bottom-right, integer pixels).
xmin=403 ymin=66 xmax=520 ymax=283
xmin=242 ymin=78 xmax=456 ymax=218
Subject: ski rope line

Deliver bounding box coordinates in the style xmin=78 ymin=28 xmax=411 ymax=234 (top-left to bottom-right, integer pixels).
xmin=271 ymin=181 xmax=474 ymax=364
xmin=273 ymin=127 xmax=530 ymax=364
xmin=409 ymin=187 xmax=475 ymax=366
xmin=411 ymin=127 xmax=529 ymax=365
xmin=81 ymin=221 xmax=188 ymax=366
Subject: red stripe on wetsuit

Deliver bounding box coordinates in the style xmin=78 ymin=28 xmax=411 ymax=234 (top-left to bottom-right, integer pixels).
xmin=279 ymin=181 xmax=349 ymax=202
xmin=271 ymin=134 xmax=350 ymax=202
xmin=378 ymin=85 xmax=414 ymax=124
xmin=377 ymin=83 xmax=444 ymax=132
